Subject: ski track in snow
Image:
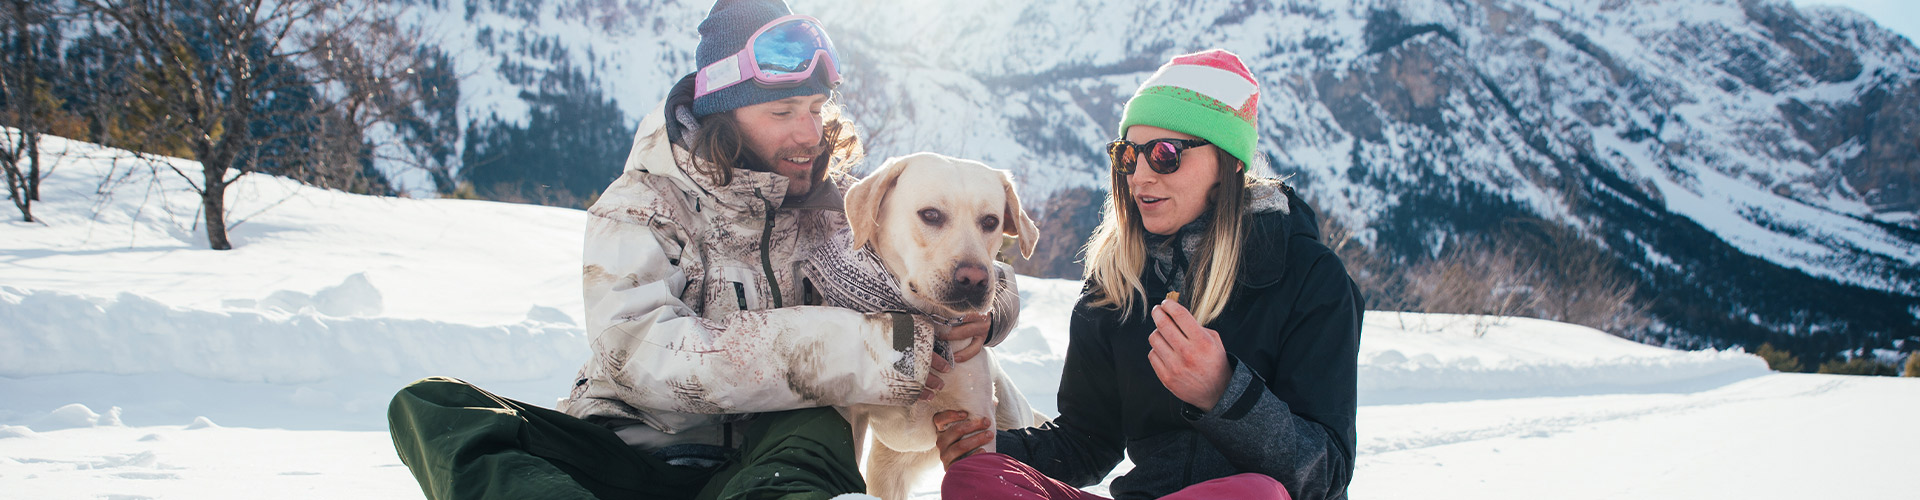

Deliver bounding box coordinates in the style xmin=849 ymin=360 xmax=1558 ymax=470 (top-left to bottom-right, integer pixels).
xmin=1359 ymin=376 xmax=1848 ymax=456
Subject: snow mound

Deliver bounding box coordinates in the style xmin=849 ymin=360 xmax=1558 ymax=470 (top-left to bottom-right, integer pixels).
xmin=185 ymin=416 xmax=219 ymax=430
xmin=311 ymin=272 xmax=384 ymax=317
xmin=1358 ymin=313 xmax=1771 ymax=404
xmin=240 ymin=273 xmax=384 ymax=317
xmin=0 ymin=286 xmax=587 ymax=384
xmin=33 ymin=403 xmax=123 ymax=431
xmin=257 ymin=290 xmax=316 ymax=314
xmin=0 ymin=425 xmax=35 ymax=439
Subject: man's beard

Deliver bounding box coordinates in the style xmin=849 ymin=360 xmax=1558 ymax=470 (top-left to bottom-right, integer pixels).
xmin=741 ymin=144 xmax=829 ymax=202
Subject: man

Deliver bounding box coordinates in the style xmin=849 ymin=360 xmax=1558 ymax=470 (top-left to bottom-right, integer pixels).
xmin=387 ymin=1 xmax=1014 ymax=499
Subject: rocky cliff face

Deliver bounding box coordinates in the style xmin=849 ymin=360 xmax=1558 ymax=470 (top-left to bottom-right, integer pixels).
xmin=426 ymin=0 xmax=1920 ymax=359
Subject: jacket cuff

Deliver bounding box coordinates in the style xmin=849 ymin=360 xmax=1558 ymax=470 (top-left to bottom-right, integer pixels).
xmin=984 ymin=262 xmax=1021 ymax=348
xmin=1182 ymin=355 xmax=1265 ymax=422
xmin=994 ymin=429 xmax=1031 ymax=463
xmin=879 ymin=312 xmax=936 ymax=406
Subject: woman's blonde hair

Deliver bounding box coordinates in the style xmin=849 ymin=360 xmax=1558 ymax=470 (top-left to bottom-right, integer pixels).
xmin=1083 ymin=147 xmax=1249 ymax=326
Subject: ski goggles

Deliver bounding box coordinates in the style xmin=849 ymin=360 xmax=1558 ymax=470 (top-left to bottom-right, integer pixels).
xmin=1108 ymin=137 xmax=1214 ymax=175
xmin=693 ymin=15 xmax=844 ymax=100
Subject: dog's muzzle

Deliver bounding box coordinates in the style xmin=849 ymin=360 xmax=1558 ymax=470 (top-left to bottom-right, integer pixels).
xmin=943 ymin=262 xmax=993 ymax=310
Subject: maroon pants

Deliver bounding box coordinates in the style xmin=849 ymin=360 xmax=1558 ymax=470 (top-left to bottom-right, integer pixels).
xmin=941 ymin=453 xmax=1291 ymax=500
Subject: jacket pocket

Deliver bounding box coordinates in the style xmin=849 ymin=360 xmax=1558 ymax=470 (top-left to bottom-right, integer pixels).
xmin=715 ymin=266 xmax=766 ymax=313
xmin=646 ymin=214 xmax=689 ymax=267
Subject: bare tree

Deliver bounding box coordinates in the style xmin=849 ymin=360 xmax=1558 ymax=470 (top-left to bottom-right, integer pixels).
xmin=73 ymin=0 xmax=423 ymax=249
xmin=1509 ymin=220 xmax=1650 ymax=336
xmin=297 ymin=10 xmax=441 ymax=196
xmin=0 ymin=0 xmax=60 ymax=223
xmin=1329 ymin=212 xmax=1652 ymax=337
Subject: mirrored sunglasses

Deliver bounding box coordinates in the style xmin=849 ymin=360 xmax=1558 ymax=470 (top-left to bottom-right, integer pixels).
xmin=1107 ymin=137 xmax=1213 ymax=175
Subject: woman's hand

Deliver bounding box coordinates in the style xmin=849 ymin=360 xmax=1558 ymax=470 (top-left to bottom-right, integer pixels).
xmin=932 ymin=409 xmax=992 ymax=468
xmin=1147 ymin=298 xmax=1230 ymax=413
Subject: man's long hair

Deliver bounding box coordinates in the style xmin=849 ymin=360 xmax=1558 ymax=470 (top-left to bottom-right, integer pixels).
xmin=682 ymin=99 xmax=863 ymax=189
xmin=1082 ymin=147 xmax=1250 ymax=326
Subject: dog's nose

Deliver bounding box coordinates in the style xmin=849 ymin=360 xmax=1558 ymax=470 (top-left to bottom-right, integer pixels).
xmin=952 ymin=263 xmax=990 ymax=289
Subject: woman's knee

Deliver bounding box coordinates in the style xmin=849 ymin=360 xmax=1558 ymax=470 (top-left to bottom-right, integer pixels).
xmin=942 ymin=453 xmax=1054 ymax=500
xmin=942 ymin=452 xmax=1023 ymax=483
xmin=1170 ymin=473 xmax=1289 ymax=500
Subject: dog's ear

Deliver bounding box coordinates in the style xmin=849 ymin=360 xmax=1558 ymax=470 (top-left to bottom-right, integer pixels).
xmin=998 ymin=169 xmax=1041 ymax=259
xmin=845 ymin=156 xmax=910 ymax=251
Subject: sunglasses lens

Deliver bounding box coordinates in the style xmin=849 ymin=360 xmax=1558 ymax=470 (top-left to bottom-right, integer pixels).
xmin=754 ymin=20 xmax=834 ymax=77
xmin=1148 ymin=141 xmax=1182 ymax=174
xmin=1108 ymin=141 xmax=1136 ymax=174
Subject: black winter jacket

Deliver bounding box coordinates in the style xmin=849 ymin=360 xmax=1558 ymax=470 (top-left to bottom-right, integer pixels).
xmin=999 ymin=182 xmax=1362 ymax=500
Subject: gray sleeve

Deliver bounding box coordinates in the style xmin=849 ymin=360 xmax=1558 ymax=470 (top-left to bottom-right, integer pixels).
xmin=1183 ymin=357 xmax=1351 ymax=500
xmin=984 ymin=262 xmax=1021 ymax=347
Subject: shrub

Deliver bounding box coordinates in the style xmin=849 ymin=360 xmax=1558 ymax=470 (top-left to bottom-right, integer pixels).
xmin=1755 ymin=343 xmax=1802 ymax=373
xmin=1325 ymin=216 xmax=1653 ymax=338
xmin=1815 ymin=357 xmax=1898 ymax=376
xmin=1904 ymin=352 xmax=1918 ymax=378
xmin=443 ymin=181 xmax=483 ymax=200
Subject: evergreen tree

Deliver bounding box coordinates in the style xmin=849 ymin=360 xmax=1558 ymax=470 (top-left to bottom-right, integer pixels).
xmin=396 ymin=44 xmax=460 ymax=194
xmin=459 ymin=63 xmax=630 ymax=208
xmin=53 ymin=25 xmax=147 ymax=149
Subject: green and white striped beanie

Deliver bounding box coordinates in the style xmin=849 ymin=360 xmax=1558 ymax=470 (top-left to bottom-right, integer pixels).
xmin=1118 ymin=49 xmax=1260 ymax=169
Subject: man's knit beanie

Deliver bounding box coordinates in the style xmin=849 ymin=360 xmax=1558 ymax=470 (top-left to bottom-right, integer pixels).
xmin=691 ymin=0 xmax=835 ymax=117
xmin=1118 ymin=49 xmax=1260 ymax=169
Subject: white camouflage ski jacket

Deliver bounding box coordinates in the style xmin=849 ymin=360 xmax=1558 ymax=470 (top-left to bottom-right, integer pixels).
xmin=557 ymin=100 xmax=935 ymax=451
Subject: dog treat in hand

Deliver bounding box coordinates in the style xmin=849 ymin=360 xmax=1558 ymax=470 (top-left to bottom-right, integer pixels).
xmin=1164 ymin=291 xmax=1179 ymax=303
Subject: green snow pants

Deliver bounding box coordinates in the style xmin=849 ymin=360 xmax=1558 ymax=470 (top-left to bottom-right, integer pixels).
xmin=387 ymin=377 xmax=866 ymax=500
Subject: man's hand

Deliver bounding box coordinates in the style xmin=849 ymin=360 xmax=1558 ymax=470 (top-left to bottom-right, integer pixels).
xmin=939 ymin=313 xmax=991 ymax=363
xmin=920 ymin=347 xmax=952 ymax=401
xmin=1147 ymin=298 xmax=1230 ymax=413
xmin=920 ymin=313 xmax=987 ymax=401
xmin=932 ymin=409 xmax=992 ymax=469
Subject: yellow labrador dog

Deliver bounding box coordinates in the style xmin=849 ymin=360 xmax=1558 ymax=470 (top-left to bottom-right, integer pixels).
xmin=806 ymin=152 xmax=1045 ymax=500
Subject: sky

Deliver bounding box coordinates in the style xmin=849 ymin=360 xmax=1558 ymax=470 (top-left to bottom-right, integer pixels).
xmin=1789 ymin=0 xmax=1920 ymax=44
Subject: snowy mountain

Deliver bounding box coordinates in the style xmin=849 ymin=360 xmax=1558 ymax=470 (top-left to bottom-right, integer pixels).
xmin=404 ymin=0 xmax=1920 ymax=358
xmin=8 ymin=131 xmax=1919 ymax=499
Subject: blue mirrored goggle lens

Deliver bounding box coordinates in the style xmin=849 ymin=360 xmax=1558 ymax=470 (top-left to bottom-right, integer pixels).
xmin=753 ymin=20 xmax=834 ymax=75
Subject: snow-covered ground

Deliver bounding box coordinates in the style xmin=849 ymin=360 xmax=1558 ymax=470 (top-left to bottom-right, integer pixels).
xmin=3 ymin=133 xmax=1917 ymax=499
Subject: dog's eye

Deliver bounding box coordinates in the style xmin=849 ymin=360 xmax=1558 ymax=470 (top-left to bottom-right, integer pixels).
xmin=979 ymin=215 xmax=999 ymax=232
xmin=918 ymin=208 xmax=946 ymax=227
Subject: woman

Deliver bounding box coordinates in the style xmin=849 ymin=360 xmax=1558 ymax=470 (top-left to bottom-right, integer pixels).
xmin=934 ymin=49 xmax=1362 ymax=500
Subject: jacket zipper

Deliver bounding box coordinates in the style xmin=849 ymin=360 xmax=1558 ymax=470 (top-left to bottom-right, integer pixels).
xmin=755 ymin=188 xmax=784 ymax=309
